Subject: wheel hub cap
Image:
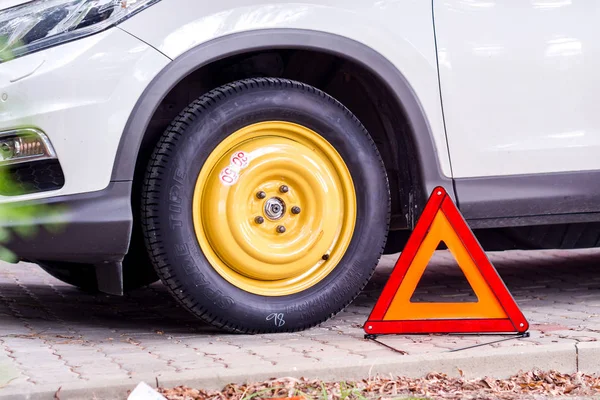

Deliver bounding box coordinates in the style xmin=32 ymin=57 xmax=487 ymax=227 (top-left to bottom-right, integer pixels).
xmin=264 ymin=197 xmax=286 ymax=220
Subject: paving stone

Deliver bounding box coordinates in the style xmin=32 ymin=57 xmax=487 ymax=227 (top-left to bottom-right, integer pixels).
xmin=0 ymin=355 xmax=20 ymax=388
xmin=322 ymin=340 xmax=381 ymax=352
xmin=304 ymin=351 xmax=366 ymax=362
xmin=246 ymin=345 xmax=299 ymax=356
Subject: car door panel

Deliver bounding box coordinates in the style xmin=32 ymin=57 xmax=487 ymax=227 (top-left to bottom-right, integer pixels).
xmin=434 ymin=0 xmax=600 ymax=178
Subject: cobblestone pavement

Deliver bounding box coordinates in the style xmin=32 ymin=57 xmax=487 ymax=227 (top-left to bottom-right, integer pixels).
xmin=2 ymin=249 xmax=600 ymax=398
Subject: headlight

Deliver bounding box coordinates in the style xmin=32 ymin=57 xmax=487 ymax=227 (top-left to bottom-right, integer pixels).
xmin=0 ymin=0 xmax=160 ymax=62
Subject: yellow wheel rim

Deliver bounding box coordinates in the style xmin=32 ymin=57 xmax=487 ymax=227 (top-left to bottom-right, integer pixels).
xmin=192 ymin=121 xmax=357 ymax=296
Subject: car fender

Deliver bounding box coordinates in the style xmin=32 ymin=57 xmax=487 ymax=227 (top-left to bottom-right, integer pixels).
xmin=115 ymin=0 xmax=453 ymax=199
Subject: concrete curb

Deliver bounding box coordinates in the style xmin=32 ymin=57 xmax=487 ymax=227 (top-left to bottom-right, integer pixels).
xmin=0 ymin=342 xmax=582 ymax=400
xmin=576 ymin=341 xmax=600 ymax=374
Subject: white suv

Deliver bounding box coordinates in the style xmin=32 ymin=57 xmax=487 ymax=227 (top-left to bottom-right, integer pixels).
xmin=0 ymin=0 xmax=596 ymax=333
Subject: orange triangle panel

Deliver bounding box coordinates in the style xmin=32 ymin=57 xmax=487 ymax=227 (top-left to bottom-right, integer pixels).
xmin=364 ymin=186 xmax=529 ymax=335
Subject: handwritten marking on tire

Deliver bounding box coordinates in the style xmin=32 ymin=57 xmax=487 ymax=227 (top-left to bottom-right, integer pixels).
xmin=219 ymin=151 xmax=249 ymax=186
xmin=266 ymin=313 xmax=285 ymax=327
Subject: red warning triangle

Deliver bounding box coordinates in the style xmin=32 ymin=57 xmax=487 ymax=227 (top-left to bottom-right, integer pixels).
xmin=364 ymin=186 xmax=528 ymax=335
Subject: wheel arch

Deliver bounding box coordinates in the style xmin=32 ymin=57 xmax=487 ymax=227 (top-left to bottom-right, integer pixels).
xmin=112 ymin=28 xmax=453 ymax=228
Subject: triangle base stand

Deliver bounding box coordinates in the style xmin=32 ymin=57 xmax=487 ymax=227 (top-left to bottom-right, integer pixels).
xmin=364 ymin=332 xmax=531 ymax=354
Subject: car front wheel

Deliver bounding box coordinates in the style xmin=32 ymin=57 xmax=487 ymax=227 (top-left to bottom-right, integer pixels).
xmin=141 ymin=78 xmax=390 ymax=333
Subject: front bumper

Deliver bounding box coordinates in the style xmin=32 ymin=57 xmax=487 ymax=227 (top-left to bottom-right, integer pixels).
xmin=0 ymin=181 xmax=132 ymax=263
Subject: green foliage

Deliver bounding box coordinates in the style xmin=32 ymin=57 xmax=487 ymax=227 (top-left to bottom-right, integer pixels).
xmin=0 ymin=36 xmax=20 ymax=63
xmin=0 ymin=163 xmax=66 ymax=263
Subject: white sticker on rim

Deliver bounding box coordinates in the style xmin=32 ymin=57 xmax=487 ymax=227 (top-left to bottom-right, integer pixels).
xmin=219 ymin=150 xmax=250 ymax=186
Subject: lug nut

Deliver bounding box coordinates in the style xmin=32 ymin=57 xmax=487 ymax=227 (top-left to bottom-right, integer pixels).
xmin=291 ymin=206 xmax=301 ymax=215
xmin=276 ymin=225 xmax=286 ymax=233
xmin=322 ymin=254 xmax=330 ymax=260
xmin=256 ymin=191 xmax=266 ymax=199
xmin=254 ymin=216 xmax=264 ymax=224
xmin=279 ymin=185 xmax=289 ymax=193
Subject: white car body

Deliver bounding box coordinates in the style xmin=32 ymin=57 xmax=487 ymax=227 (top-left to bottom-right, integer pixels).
xmin=0 ymin=0 xmax=597 ymax=292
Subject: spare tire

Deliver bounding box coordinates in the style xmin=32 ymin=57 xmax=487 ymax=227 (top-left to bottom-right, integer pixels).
xmin=142 ymin=78 xmax=390 ymax=333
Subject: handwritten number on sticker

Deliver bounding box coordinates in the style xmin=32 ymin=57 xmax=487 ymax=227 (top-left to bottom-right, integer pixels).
xmin=231 ymin=151 xmax=249 ymax=168
xmin=219 ymin=151 xmax=249 ymax=186
xmin=219 ymin=167 xmax=238 ymax=186
xmin=266 ymin=313 xmax=285 ymax=327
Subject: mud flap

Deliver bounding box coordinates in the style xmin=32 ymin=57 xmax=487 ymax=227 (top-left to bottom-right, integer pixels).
xmin=95 ymin=261 xmax=124 ymax=295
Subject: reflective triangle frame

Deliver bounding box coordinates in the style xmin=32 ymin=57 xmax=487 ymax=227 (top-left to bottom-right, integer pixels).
xmin=364 ymin=186 xmax=529 ymax=335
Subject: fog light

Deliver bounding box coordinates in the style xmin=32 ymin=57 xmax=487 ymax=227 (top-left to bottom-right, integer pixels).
xmin=0 ymin=128 xmax=56 ymax=165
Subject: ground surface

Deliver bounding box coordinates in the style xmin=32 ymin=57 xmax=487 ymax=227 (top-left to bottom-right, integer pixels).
xmin=1 ymin=249 xmax=600 ymax=399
